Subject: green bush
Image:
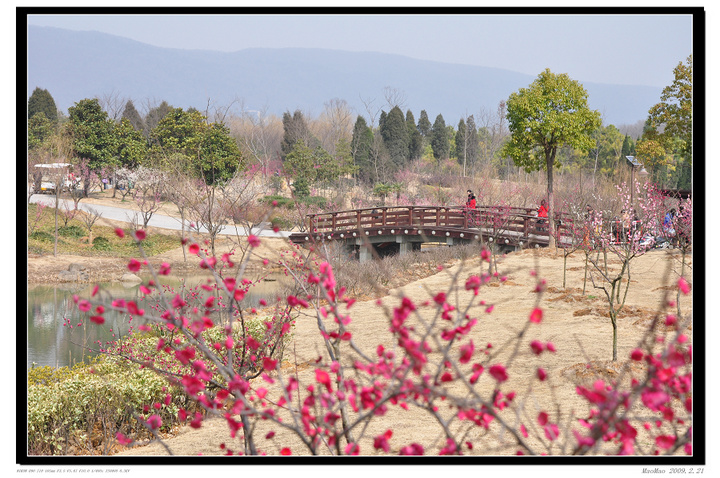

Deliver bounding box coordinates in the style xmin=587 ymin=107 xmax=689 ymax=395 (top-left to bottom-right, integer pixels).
xmin=91 ymin=236 xmax=111 ymax=251
xmin=29 ymin=231 xmax=54 ymax=242
xmin=262 ymin=195 xmax=295 ymax=208
xmin=58 ymin=225 xmax=85 ymax=238
xmin=27 ymin=359 xmax=192 ymax=455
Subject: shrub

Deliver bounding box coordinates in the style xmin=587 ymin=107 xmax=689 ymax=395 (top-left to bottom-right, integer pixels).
xmin=29 ymin=231 xmax=53 ymax=243
xmin=91 ymin=236 xmax=111 ymax=251
xmin=58 ymin=225 xmax=85 ymax=238
xmin=27 ymin=359 xmax=195 ymax=455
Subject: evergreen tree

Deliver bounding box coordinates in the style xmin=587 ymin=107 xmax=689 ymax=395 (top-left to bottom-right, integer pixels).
xmin=281 ymin=110 xmax=318 ymax=159
xmin=430 ymin=114 xmax=450 ymax=160
xmin=121 ymin=100 xmax=145 ymax=132
xmin=28 ymin=112 xmax=54 ymax=150
xmin=144 ymin=101 xmax=173 ymax=139
xmin=350 ymin=115 xmax=374 ymax=182
xmin=406 ymin=110 xmax=423 ymax=161
xmin=621 ymin=134 xmax=633 ymax=159
xmin=418 ymin=110 xmax=432 ymax=137
xmin=466 ymin=115 xmax=479 ymax=169
xmin=379 ymin=106 xmax=409 ymax=168
xmin=115 ymin=118 xmax=148 ymax=168
xmin=67 ymin=98 xmax=119 ymax=171
xmin=455 ymin=118 xmax=467 ymax=167
xmin=28 ymin=87 xmax=58 ymax=123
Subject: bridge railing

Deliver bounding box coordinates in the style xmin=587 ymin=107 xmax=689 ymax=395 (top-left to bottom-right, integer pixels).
xmin=305 ymin=205 xmax=572 ymax=240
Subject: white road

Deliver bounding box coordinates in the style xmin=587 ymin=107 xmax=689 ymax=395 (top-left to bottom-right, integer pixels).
xmin=28 ymin=193 xmax=291 ymax=238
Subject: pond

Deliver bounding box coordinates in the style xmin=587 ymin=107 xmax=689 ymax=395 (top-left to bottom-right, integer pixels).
xmin=26 ymin=272 xmax=295 ymax=369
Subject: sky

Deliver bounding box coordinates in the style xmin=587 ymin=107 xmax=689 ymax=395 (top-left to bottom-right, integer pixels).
xmin=23 ymin=9 xmax=695 ymax=89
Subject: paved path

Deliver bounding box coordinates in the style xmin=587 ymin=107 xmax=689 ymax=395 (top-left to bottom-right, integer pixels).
xmin=28 ymin=194 xmax=291 ymax=238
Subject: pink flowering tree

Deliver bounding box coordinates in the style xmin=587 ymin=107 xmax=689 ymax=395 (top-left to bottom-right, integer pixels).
xmin=64 ymin=225 xmax=693 ymax=457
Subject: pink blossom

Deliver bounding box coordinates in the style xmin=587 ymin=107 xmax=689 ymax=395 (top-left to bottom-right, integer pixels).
xmin=529 ymin=307 xmax=543 ymax=324
xmin=248 ymin=235 xmax=261 ymax=248
xmin=530 ymin=340 xmax=544 ymax=355
xmin=146 ymin=415 xmax=162 ymax=430
xmin=489 ymin=364 xmax=508 ymax=382
xmin=315 ymin=369 xmax=333 ymax=391
xmin=116 ymin=433 xmax=132 ymax=446
xmin=678 ymin=277 xmax=690 ymax=295
xmin=630 ymin=349 xmax=644 ymax=361
xmin=189 ymin=243 xmax=200 ymax=255
xmin=135 ymin=230 xmax=146 ymax=241
xmin=537 ymin=368 xmax=547 ymax=381
xmin=459 ymin=340 xmax=475 ymax=364
xmin=263 ymin=357 xmax=278 ymax=371
xmin=159 ymin=262 xmax=171 ymax=275
xmin=280 ymin=448 xmax=292 ymax=455
xmin=656 ymin=435 xmax=676 ymax=450
xmin=114 ymin=228 xmax=125 ymax=238
xmin=127 ymin=259 xmax=142 ymax=272
xmin=90 ymin=315 xmax=105 ymax=325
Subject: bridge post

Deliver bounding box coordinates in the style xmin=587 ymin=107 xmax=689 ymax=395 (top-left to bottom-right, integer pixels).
xmin=358 ymin=244 xmax=373 ymax=262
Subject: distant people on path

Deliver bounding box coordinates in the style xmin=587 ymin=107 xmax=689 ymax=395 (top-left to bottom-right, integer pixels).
xmin=663 ymin=208 xmax=677 ymax=244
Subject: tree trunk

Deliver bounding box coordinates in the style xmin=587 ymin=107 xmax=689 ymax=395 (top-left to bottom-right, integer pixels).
xmin=546 ymin=150 xmax=556 ymax=248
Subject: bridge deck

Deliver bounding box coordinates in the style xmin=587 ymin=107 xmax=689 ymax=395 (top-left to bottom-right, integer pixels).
xmin=289 ymin=205 xmax=573 ymax=249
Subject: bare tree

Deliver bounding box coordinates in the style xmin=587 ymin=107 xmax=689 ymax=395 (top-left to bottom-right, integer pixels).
xmin=316 ymin=98 xmax=354 ymax=155
xmin=382 ymin=86 xmax=407 ymax=110
xmin=78 ymin=206 xmax=103 ymax=245
xmin=97 ymin=90 xmax=128 ymax=122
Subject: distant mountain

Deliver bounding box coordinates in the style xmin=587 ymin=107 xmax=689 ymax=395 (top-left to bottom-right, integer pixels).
xmin=26 ymin=25 xmax=661 ymax=127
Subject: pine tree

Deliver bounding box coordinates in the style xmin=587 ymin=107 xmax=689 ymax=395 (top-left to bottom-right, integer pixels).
xmin=466 ymin=115 xmax=479 ymax=169
xmin=406 ymin=110 xmax=423 ymax=161
xmin=431 ymin=114 xmax=450 ymax=160
xmin=418 ymin=110 xmax=432 ymax=138
xmin=121 ymin=100 xmax=145 ymax=132
xmin=28 ymin=87 xmax=58 ymax=123
xmin=281 ymin=110 xmax=318 ymax=159
xmin=350 ymin=116 xmax=374 ymax=181
xmin=380 ymin=106 xmax=409 ymax=168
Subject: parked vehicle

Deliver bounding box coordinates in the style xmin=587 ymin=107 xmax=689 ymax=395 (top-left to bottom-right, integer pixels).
xmin=32 ymin=163 xmax=76 ymax=194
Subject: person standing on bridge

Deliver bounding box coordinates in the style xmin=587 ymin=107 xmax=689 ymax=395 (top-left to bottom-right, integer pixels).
xmin=536 ymin=199 xmax=548 ymax=231
xmin=466 ymin=190 xmax=477 ymax=209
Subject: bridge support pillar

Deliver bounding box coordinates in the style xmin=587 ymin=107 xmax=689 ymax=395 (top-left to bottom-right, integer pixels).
xmin=358 ymin=245 xmax=373 ymax=262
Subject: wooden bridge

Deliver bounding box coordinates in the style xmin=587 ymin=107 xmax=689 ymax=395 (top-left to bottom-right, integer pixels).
xmin=289 ymin=205 xmax=571 ymax=261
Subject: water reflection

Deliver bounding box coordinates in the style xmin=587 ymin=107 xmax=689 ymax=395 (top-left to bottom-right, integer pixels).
xmin=27 ymin=272 xmax=294 ymax=369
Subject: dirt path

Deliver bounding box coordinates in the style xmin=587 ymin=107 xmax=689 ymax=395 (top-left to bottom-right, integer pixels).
xmin=109 ymin=247 xmax=692 ymax=456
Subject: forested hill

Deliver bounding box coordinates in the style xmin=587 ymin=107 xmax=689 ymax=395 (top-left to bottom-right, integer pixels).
xmin=27 ymin=25 xmax=661 ymax=126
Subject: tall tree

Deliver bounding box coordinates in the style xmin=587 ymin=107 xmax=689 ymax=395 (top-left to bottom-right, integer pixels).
xmin=121 ymin=100 xmax=145 ymax=132
xmin=143 ymin=100 xmax=173 ymax=139
xmin=466 ymin=115 xmax=479 ymax=170
xmin=380 ymin=106 xmax=409 ymax=168
xmin=640 ymin=55 xmax=692 ymax=189
xmin=115 ymin=118 xmax=148 ymax=168
xmin=151 ymin=107 xmax=244 ymax=184
xmin=406 ymin=110 xmax=423 ymax=161
xmin=430 ymin=114 xmax=450 ymax=160
xmin=417 ymin=110 xmax=432 ymax=138
xmin=281 ymin=110 xmax=318 ymax=159
xmin=28 ymin=112 xmax=54 ymax=151
xmin=455 ymin=118 xmax=468 ymax=175
xmin=28 ymin=87 xmax=58 ymax=123
xmin=501 ymin=69 xmax=602 ymax=246
xmin=67 ymin=98 xmax=119 ymax=172
xmin=350 ymin=115 xmax=374 ymax=182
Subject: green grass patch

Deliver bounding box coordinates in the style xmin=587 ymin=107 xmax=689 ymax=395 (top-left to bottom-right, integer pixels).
xmin=27 ymin=204 xmax=180 ymax=258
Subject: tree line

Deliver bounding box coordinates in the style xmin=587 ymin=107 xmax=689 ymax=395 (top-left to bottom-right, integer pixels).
xmin=27 ymin=56 xmax=692 ymax=200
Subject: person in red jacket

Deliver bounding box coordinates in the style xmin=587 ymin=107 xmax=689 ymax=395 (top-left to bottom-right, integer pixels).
xmin=537 ymin=199 xmax=548 ymax=219
xmin=537 ymin=199 xmax=548 ymax=231
xmin=466 ymin=190 xmax=477 ymax=209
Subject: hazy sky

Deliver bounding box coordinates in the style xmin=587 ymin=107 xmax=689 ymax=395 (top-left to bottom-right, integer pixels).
xmin=25 ymin=10 xmax=695 ymax=88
